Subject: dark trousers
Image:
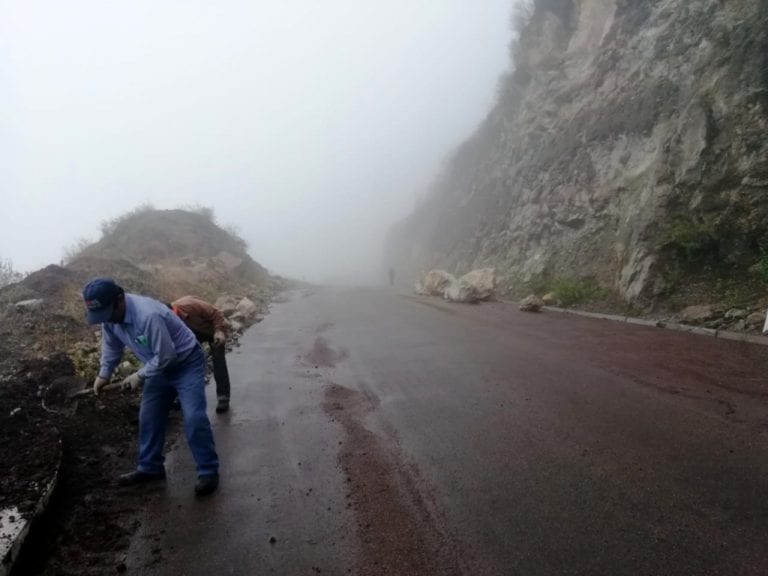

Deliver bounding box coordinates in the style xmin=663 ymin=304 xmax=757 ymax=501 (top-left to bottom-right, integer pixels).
xmin=194 ymin=332 xmax=231 ymax=399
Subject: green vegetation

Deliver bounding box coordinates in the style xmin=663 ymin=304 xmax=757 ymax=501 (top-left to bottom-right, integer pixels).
xmin=62 ymin=237 xmax=94 ymax=266
xmin=656 ymin=218 xmax=718 ymax=262
xmin=99 ymin=202 xmax=156 ymax=238
xmin=659 ymin=261 xmax=685 ymax=294
xmin=521 ymin=274 xmax=607 ymax=307
xmin=655 ymin=218 xmax=722 ymax=297
xmin=0 ymin=257 xmax=23 ymax=288
xmin=750 ymin=250 xmax=768 ymax=284
xmin=549 ymin=277 xmax=605 ymax=306
xmin=80 ymin=206 xmax=251 ymax=264
xmin=524 ymin=275 xmax=552 ymax=299
xmin=656 ymin=215 xmax=768 ymax=300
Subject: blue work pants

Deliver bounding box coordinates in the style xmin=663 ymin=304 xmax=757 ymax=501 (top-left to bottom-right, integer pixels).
xmin=137 ymin=346 xmax=219 ymax=477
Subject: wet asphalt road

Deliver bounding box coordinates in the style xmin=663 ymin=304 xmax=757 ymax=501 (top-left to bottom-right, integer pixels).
xmin=127 ymin=288 xmax=768 ymax=575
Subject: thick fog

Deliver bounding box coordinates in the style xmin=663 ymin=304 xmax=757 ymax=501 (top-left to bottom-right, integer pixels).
xmin=1 ymin=1 xmax=512 ymax=284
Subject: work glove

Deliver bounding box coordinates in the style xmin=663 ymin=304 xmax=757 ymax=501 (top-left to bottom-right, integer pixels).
xmin=121 ymin=372 xmax=144 ymax=391
xmin=213 ymin=330 xmax=226 ymax=347
xmin=93 ymin=376 xmax=110 ymax=395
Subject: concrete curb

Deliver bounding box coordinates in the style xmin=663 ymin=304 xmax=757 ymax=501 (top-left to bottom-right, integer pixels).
xmin=542 ymin=306 xmax=768 ymax=346
xmin=1 ymin=430 xmax=62 ymax=576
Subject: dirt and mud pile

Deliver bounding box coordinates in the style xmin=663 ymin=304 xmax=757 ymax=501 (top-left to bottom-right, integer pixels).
xmin=0 ymin=347 xmax=145 ymax=576
xmin=72 ymin=206 xmax=269 ymax=302
xmin=0 ymin=206 xmax=279 ymax=575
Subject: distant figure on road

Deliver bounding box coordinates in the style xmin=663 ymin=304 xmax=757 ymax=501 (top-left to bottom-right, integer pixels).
xmin=388 ymin=267 xmax=396 ymax=287
xmin=170 ymin=296 xmax=232 ymax=414
xmin=83 ymin=278 xmax=219 ymax=496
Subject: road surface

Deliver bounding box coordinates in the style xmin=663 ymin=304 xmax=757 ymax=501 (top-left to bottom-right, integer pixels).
xmin=127 ymin=288 xmax=768 ymax=575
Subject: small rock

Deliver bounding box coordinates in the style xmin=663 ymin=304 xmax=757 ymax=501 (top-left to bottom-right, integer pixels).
xmin=724 ymin=308 xmax=748 ymax=320
xmin=14 ymin=298 xmax=45 ymax=310
xmin=542 ymin=292 xmax=557 ymax=306
xmin=745 ymin=311 xmax=765 ymax=328
xmin=235 ymin=297 xmax=258 ymax=318
xmin=731 ymin=320 xmax=747 ymax=332
xmin=10 ymin=407 xmax=21 ymax=417
xmin=681 ymin=304 xmax=715 ymax=323
xmin=269 ymin=536 xmax=277 ymax=544
xmin=519 ymin=295 xmax=544 ymax=313
xmin=214 ymin=295 xmax=240 ymax=318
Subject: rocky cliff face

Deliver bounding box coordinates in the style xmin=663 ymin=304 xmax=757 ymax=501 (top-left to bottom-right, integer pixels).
xmin=386 ymin=0 xmax=768 ymax=303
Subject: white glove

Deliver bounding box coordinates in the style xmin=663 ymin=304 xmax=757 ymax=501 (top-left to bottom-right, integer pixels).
xmin=213 ymin=330 xmax=226 ymax=347
xmin=121 ymin=372 xmax=145 ymax=391
xmin=93 ymin=376 xmax=110 ymax=395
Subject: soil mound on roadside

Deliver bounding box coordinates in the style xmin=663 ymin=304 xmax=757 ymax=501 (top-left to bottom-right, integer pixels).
xmin=0 ymin=205 xmax=276 ymax=575
xmin=71 ymin=207 xmax=268 ymax=300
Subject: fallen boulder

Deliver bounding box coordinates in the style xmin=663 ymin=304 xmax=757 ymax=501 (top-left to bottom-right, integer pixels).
xmin=681 ymin=304 xmax=715 ymax=323
xmin=444 ymin=278 xmax=479 ymax=303
xmin=520 ymin=295 xmax=544 ymax=313
xmin=417 ymin=268 xmax=496 ymax=303
xmin=214 ymin=295 xmax=240 ymax=318
xmin=420 ymin=270 xmax=456 ymax=297
xmin=456 ymin=269 xmax=495 ymax=301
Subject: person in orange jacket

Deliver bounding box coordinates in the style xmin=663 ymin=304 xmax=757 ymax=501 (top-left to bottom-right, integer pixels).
xmin=170 ymin=296 xmax=232 ymax=413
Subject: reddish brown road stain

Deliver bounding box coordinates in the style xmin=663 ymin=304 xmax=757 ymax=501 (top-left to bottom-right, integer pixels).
xmin=314 ymin=321 xmax=335 ymax=334
xmin=411 ymin=297 xmax=768 ymax=421
xmin=306 ymin=336 xmax=349 ymax=368
xmin=323 ymin=384 xmax=461 ymax=576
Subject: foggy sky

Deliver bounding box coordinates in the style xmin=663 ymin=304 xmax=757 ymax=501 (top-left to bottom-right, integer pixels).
xmin=0 ymin=1 xmax=512 ymax=283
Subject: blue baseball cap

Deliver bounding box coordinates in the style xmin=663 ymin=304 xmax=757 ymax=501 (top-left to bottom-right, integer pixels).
xmin=82 ymin=278 xmax=123 ymax=324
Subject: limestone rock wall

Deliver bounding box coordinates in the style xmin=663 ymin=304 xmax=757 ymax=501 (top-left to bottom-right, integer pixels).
xmin=386 ymin=0 xmax=768 ymax=302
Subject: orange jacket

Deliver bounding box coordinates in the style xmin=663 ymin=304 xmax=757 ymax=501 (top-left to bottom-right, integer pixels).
xmin=171 ymin=296 xmax=227 ymax=339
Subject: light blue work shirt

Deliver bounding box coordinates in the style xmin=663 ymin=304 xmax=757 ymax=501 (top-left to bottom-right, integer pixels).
xmin=98 ymin=294 xmax=198 ymax=380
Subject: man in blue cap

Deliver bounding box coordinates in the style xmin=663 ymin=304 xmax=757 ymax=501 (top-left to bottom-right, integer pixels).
xmin=83 ymin=278 xmax=219 ymax=496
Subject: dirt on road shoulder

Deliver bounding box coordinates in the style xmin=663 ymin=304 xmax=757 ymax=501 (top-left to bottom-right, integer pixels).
xmin=2 ymin=349 xmax=149 ymax=576
xmin=323 ymin=383 xmax=462 ymax=576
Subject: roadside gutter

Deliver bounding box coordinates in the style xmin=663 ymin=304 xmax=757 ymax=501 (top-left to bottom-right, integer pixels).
xmin=543 ymin=306 xmax=768 ymax=346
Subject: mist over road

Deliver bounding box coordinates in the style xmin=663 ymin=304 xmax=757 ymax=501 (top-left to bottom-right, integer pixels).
xmin=128 ymin=288 xmax=768 ymax=575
